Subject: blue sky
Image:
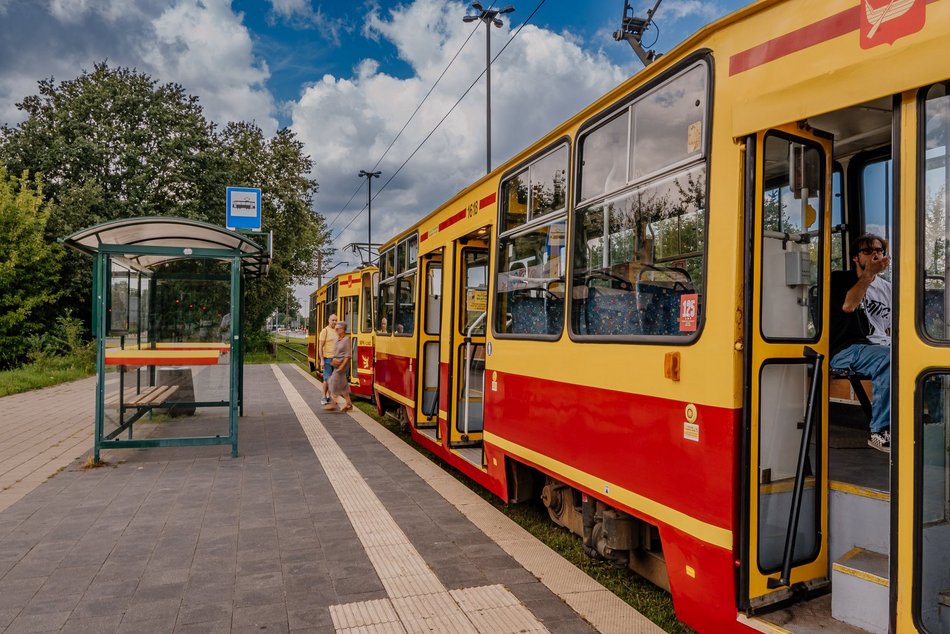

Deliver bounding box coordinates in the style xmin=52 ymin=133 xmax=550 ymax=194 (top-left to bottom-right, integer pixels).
xmin=0 ymin=0 xmax=748 ymax=306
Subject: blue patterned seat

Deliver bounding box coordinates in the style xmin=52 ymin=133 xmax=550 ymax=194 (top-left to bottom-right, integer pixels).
xmin=586 ymin=286 xmax=640 ymax=335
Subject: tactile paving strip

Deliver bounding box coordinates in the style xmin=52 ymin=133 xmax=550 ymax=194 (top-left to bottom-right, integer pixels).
xmin=272 ymin=366 xmax=548 ymax=634
xmin=290 ymin=365 xmax=665 ymax=634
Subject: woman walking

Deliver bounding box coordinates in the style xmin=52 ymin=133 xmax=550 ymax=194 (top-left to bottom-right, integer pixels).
xmin=324 ymin=321 xmax=353 ymax=412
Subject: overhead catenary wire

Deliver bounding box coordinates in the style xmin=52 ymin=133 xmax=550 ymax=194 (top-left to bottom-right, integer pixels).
xmin=333 ymin=0 xmax=546 ymax=239
xmin=327 ymin=2 xmax=497 ymax=236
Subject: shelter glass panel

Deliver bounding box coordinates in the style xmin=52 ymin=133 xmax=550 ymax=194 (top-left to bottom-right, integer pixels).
xmin=922 ymin=83 xmax=950 ymax=341
xmin=495 ymin=220 xmax=566 ymax=336
xmin=109 ymin=260 xmax=131 ymax=334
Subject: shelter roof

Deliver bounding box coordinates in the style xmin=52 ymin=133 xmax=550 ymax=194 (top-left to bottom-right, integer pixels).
xmin=62 ymin=217 xmax=270 ymax=275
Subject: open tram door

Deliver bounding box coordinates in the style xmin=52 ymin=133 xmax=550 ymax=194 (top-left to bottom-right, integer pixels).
xmin=740 ymin=123 xmax=833 ymax=613
xmin=446 ymin=231 xmax=489 ymax=463
xmin=415 ymin=249 xmax=442 ymax=435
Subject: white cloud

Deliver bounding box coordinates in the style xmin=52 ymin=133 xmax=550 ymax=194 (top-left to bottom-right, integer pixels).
xmin=141 ymin=0 xmax=277 ymax=133
xmin=266 ymin=0 xmax=348 ymax=45
xmin=292 ymin=0 xmax=627 ymax=277
xmin=1 ymin=0 xmax=276 ymax=134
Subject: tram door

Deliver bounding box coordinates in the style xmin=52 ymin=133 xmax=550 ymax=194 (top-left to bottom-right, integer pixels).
xmin=447 ymin=237 xmax=489 ymax=448
xmin=416 ymin=251 xmax=442 ymax=429
xmin=741 ymin=125 xmax=833 ymax=610
xmin=897 ymin=85 xmax=950 ymax=633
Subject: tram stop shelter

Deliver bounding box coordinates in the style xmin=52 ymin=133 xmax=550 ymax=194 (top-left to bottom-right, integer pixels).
xmin=63 ymin=217 xmax=271 ymax=461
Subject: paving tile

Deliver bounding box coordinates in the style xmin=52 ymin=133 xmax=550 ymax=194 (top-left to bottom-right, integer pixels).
xmin=5 ymin=609 xmax=71 ymax=633
xmin=59 ymin=614 xmax=125 ymax=633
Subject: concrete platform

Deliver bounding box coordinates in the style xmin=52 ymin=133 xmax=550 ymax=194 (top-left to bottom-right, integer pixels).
xmin=0 ymin=364 xmax=663 ymax=633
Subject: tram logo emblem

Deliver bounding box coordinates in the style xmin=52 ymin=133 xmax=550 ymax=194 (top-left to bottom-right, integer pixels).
xmin=361 ymin=355 xmax=370 ymax=369
xmin=860 ymin=0 xmax=924 ymax=48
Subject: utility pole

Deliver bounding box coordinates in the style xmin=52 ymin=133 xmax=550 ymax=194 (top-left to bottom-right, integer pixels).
xmin=463 ymin=2 xmax=514 ymax=174
xmin=358 ymin=170 xmax=381 ymax=263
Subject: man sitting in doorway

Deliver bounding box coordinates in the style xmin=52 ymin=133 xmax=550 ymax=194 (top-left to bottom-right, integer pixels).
xmin=830 ymin=233 xmax=892 ymax=452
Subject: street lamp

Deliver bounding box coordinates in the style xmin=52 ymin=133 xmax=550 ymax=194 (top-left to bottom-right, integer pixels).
xmin=358 ymin=170 xmax=381 ymax=262
xmin=463 ymin=1 xmax=514 ymax=174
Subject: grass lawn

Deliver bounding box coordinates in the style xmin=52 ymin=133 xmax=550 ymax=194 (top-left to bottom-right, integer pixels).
xmin=0 ymin=353 xmax=95 ymax=397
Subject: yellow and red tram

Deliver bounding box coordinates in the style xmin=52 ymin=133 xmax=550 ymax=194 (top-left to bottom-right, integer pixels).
xmin=307 ymin=265 xmax=377 ymax=399
xmin=369 ymin=0 xmax=950 ymax=631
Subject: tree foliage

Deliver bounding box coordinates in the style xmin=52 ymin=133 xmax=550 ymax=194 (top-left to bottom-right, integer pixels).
xmin=0 ymin=168 xmax=63 ymax=368
xmin=0 ymin=62 xmax=330 ymax=353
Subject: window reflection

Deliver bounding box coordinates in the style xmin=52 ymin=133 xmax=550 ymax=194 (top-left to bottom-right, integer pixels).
xmin=495 ymin=221 xmax=566 ymax=336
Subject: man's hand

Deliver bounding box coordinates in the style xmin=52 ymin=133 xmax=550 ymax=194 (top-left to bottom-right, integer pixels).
xmin=859 ymin=254 xmax=891 ymax=278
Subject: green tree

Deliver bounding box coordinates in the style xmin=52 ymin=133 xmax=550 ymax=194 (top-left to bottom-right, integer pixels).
xmin=0 ymin=169 xmax=63 ymax=368
xmin=219 ymin=122 xmax=333 ymax=331
xmin=0 ymin=62 xmax=330 ymax=345
xmin=0 ymin=63 xmax=229 ymax=328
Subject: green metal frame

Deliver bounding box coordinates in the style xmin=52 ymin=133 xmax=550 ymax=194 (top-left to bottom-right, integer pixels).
xmin=65 ymin=218 xmax=270 ymax=462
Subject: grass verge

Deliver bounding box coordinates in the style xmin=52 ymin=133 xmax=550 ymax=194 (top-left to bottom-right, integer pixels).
xmin=349 ymin=398 xmax=693 ymax=634
xmin=0 ymin=353 xmax=94 ymax=397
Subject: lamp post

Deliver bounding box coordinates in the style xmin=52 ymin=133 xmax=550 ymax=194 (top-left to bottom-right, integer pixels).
xmin=358 ymin=170 xmax=381 ymax=262
xmin=463 ymin=2 xmax=514 ymax=174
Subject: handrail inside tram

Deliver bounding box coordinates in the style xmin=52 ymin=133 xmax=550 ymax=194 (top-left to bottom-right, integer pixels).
xmin=463 ymin=311 xmax=487 ymax=437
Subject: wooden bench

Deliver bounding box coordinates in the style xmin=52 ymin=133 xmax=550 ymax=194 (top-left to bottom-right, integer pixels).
xmin=124 ymin=385 xmax=179 ymax=407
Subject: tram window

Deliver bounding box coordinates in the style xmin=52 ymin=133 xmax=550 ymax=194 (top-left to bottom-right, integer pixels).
xmin=501 ymin=145 xmax=568 ymax=232
xmin=502 ymin=169 xmax=528 ymax=232
xmin=629 ymin=63 xmax=707 ymax=182
xmin=326 ymin=281 xmax=339 ymax=326
xmin=462 ymin=250 xmax=489 ymax=335
xmin=495 ymin=220 xmax=566 ymax=337
xmin=529 ymin=146 xmax=567 ymax=220
xmin=406 ymin=236 xmax=418 ymax=269
xmin=572 ymin=165 xmax=704 ymax=339
xmin=377 ymin=248 xmax=395 ymax=335
xmin=916 ymin=369 xmax=950 ymax=633
xmin=759 ymin=135 xmax=823 ymax=341
xmin=831 ymin=167 xmax=845 ymax=271
xmin=392 ymin=236 xmax=417 ymax=336
xmin=921 ymin=83 xmax=950 ymax=341
xmin=395 ymin=276 xmax=415 ymax=335
xmin=579 ymin=111 xmax=629 ymax=202
xmin=381 ymin=249 xmax=395 ymax=280
xmin=862 ymin=157 xmax=893 ymax=282
xmin=377 ymin=282 xmax=393 ymax=334
xmin=361 ymin=276 xmax=374 ymax=333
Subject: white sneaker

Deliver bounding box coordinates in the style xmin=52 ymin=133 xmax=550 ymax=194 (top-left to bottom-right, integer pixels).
xmin=868 ymin=430 xmax=890 ymax=453
xmin=320 ymin=397 xmax=329 ymax=405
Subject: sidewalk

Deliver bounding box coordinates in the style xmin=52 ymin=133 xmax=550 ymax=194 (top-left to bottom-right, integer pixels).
xmin=0 ymin=365 xmax=663 ymax=633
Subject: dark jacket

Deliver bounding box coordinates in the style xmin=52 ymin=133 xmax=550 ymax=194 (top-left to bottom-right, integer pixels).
xmin=829 ymin=269 xmax=870 ymax=357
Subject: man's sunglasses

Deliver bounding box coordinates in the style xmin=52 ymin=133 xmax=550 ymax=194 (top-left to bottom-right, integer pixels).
xmin=858 ymin=247 xmax=886 ymax=255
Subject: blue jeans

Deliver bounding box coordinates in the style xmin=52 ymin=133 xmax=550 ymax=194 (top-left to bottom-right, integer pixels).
xmin=830 ymin=344 xmax=890 ymax=433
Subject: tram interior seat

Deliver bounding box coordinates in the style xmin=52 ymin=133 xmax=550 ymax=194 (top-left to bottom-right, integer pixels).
xmin=585 ymin=285 xmax=641 ymax=335
xmin=637 ymin=283 xmax=687 ymax=335
xmin=509 ymin=291 xmax=562 ymax=335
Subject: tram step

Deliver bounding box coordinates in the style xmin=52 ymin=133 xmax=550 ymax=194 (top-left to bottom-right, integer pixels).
xmin=828 ymin=482 xmax=889 ymax=563
xmin=831 ymin=547 xmax=889 ymax=634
